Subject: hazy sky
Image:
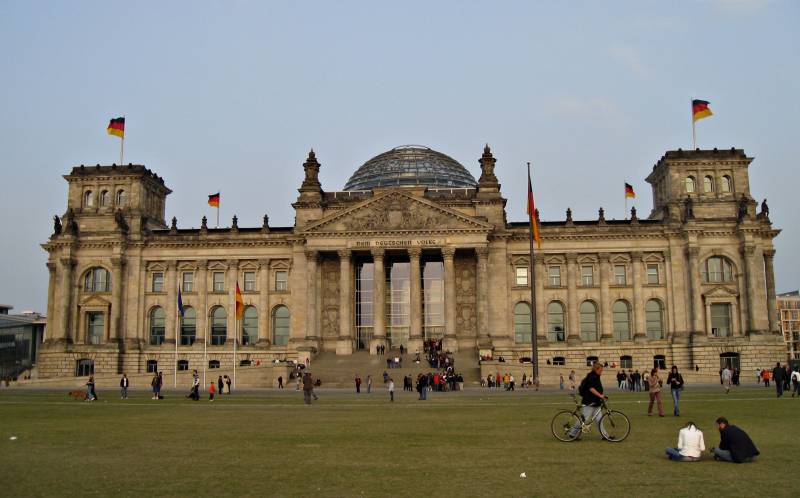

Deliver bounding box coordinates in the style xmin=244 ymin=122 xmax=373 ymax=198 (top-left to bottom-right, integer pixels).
xmin=1 ymin=1 xmax=798 ymax=313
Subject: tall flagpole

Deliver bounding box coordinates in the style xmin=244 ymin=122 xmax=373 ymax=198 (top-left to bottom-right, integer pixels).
xmin=215 ymin=190 xmax=220 ymax=229
xmin=527 ymin=162 xmax=539 ymax=382
xmin=120 ymin=115 xmax=125 ymax=165
xmin=691 ymin=99 xmax=697 ymax=149
xmin=625 ymin=192 xmax=628 ymax=220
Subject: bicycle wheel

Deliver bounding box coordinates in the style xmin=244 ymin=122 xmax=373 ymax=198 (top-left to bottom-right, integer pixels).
xmin=551 ymin=410 xmax=582 ymax=442
xmin=599 ymin=410 xmax=630 ymax=442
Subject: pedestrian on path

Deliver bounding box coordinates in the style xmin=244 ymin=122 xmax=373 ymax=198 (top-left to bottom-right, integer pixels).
xmin=120 ymin=374 xmax=129 ymax=399
xmin=666 ymin=365 xmax=684 ymax=416
xmin=388 ymin=378 xmax=395 ymax=402
xmin=647 ymin=368 xmax=664 ymax=417
xmin=209 ymin=382 xmax=216 ymax=401
xmin=367 ymin=375 xmax=372 ymax=394
xmin=302 ymin=371 xmax=315 ymax=405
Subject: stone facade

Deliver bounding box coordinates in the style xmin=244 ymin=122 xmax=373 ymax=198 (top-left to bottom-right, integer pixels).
xmin=39 ymin=147 xmax=784 ymax=379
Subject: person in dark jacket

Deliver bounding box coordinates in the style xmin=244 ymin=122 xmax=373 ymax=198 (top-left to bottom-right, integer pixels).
xmin=217 ymin=376 xmax=224 ymax=396
xmin=772 ymin=362 xmax=787 ymax=397
xmin=666 ymin=366 xmax=684 ymax=416
xmin=712 ymin=417 xmax=759 ymax=463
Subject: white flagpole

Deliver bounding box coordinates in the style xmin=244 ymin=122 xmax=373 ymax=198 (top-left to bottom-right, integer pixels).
xmin=120 ymin=115 xmax=125 ymax=165
xmin=215 ymin=190 xmax=220 ymax=229
xmin=625 ymin=193 xmax=628 ymax=220
xmin=691 ymin=99 xmax=696 ymax=149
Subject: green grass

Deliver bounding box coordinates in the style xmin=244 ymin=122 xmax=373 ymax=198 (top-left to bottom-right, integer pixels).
xmin=0 ymin=386 xmax=796 ymax=497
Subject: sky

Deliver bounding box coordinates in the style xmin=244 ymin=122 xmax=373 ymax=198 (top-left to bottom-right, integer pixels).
xmin=1 ymin=0 xmax=798 ymax=313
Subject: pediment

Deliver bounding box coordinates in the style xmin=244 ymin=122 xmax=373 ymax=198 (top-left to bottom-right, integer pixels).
xmin=208 ymin=261 xmax=228 ymax=271
xmin=702 ymin=285 xmax=739 ymax=298
xmin=577 ymin=254 xmax=598 ymax=264
xmin=509 ymin=255 xmax=530 ymax=266
xmin=79 ymin=295 xmax=111 ymax=307
xmin=301 ymin=191 xmax=493 ymax=234
xmin=239 ymin=261 xmax=259 ymax=270
xmin=611 ymin=254 xmax=630 ymax=263
xmin=146 ymin=261 xmax=167 ymax=271
xmin=178 ymin=261 xmax=197 ymax=271
xmin=544 ymin=255 xmax=564 ymax=265
xmin=270 ymin=260 xmax=291 ymax=270
xmin=643 ymin=252 xmax=664 ymax=263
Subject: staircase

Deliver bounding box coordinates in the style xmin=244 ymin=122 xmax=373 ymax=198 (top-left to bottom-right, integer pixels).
xmin=308 ymin=350 xmax=482 ymax=388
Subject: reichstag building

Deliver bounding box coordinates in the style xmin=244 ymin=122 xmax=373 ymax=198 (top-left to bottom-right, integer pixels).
xmin=39 ymin=144 xmax=784 ymax=378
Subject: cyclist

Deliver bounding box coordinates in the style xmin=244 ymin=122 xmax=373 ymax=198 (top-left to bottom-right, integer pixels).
xmin=569 ymin=361 xmax=607 ymax=438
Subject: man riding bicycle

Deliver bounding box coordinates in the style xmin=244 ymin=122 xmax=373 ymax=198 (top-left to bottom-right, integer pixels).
xmin=570 ymin=361 xmax=606 ymax=438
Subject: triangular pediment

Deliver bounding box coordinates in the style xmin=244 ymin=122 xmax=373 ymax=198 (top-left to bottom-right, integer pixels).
xmin=302 ymin=191 xmax=493 ymax=234
xmin=79 ymin=295 xmax=111 ymax=307
xmin=702 ymin=285 xmax=739 ymax=298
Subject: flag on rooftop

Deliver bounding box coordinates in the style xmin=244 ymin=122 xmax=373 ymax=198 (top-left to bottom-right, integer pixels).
xmin=106 ymin=117 xmax=125 ymax=138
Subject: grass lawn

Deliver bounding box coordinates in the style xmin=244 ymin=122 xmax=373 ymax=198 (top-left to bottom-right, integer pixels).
xmin=0 ymin=385 xmax=796 ymax=497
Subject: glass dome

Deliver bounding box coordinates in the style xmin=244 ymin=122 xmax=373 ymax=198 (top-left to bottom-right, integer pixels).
xmin=343 ymin=145 xmax=477 ymax=191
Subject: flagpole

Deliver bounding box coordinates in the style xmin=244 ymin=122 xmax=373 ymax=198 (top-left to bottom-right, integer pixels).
xmin=120 ymin=115 xmax=125 ymax=165
xmin=203 ymin=317 xmax=207 ymax=389
xmin=527 ymin=162 xmax=539 ymax=383
xmin=233 ymin=314 xmax=237 ymax=390
xmin=625 ymin=193 xmax=628 ymax=220
xmin=691 ymin=99 xmax=696 ymax=149
xmin=215 ymin=190 xmax=220 ymax=229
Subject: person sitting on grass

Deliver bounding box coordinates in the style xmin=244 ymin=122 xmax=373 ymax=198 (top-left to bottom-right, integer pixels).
xmin=666 ymin=421 xmax=705 ymax=461
xmin=711 ymin=416 xmax=759 ymax=463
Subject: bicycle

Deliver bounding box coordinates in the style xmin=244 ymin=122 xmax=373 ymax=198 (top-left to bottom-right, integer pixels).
xmin=551 ymin=394 xmax=631 ymax=442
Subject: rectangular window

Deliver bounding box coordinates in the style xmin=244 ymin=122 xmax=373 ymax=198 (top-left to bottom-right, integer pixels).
xmin=620 ymin=356 xmax=633 ymax=369
xmin=243 ymin=271 xmax=256 ymax=292
xmin=647 ymin=264 xmax=659 ymax=284
xmin=515 ymin=266 xmax=528 ymax=286
xmin=581 ymin=265 xmax=594 ymax=286
xmin=86 ymin=312 xmax=104 ymax=344
xmin=275 ymin=270 xmax=288 ymax=291
xmin=213 ymin=272 xmax=225 ymax=292
xmin=614 ymin=265 xmax=627 ymax=285
xmin=548 ymin=266 xmax=561 ymax=287
xmin=152 ymin=272 xmax=164 ymax=292
xmin=182 ymin=272 xmax=193 ymax=292
xmin=711 ymin=303 xmax=732 ymax=337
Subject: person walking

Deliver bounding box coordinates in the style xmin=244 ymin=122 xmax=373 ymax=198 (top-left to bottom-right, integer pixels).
xmin=721 ymin=366 xmax=733 ymax=394
xmin=217 ymin=376 xmax=224 ymax=397
xmin=86 ymin=375 xmax=97 ymax=401
xmin=190 ymin=370 xmax=200 ymax=400
xmin=568 ymin=370 xmax=576 ymax=391
xmin=355 ymin=374 xmax=362 ymax=394
xmin=387 ymin=377 xmax=395 ymax=402
xmin=302 ymin=371 xmax=315 ymax=405
xmin=120 ymin=374 xmax=129 ymax=399
xmin=278 ymin=375 xmax=283 ymax=389
xmin=772 ymin=362 xmax=786 ymax=397
xmin=208 ymin=381 xmax=216 ymax=401
xmin=647 ymin=368 xmax=665 ymax=417
xmin=665 ymin=421 xmax=705 ymax=462
xmin=151 ymin=372 xmax=160 ymax=400
xmin=791 ymin=367 xmax=800 ymax=397
xmin=559 ymin=373 xmax=564 ymax=390
xmin=666 ymin=365 xmax=684 ymax=416
xmin=367 ymin=375 xmax=372 ymax=394
xmin=225 ymin=375 xmax=232 ymax=395
xmin=417 ymin=373 xmax=428 ymax=400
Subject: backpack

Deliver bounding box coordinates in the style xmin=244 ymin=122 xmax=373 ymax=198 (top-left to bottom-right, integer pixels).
xmin=578 ymin=375 xmax=589 ymax=398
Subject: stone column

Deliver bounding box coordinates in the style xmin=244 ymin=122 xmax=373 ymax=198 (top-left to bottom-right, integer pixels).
xmin=663 ymin=250 xmax=675 ymax=340
xmin=164 ymin=260 xmax=177 ymax=345
xmin=305 ymin=250 xmax=318 ymax=341
xmin=475 ymin=246 xmax=490 ymax=348
xmin=58 ymin=257 xmax=75 ymax=343
xmin=408 ymin=248 xmax=424 ymax=353
xmin=534 ymin=254 xmax=547 ymax=343
xmin=741 ymin=245 xmax=763 ymax=335
xmin=196 ymin=260 xmax=208 ymax=346
xmin=227 ymin=260 xmax=239 ymax=344
xmin=337 ymin=250 xmax=353 ymax=355
xmin=371 ymin=249 xmax=386 ymax=352
xmin=443 ymin=247 xmax=458 ymax=351
xmin=598 ymin=253 xmax=612 ymax=340
xmin=257 ymin=259 xmax=271 ymax=346
xmin=45 ymin=261 xmax=57 ymax=342
xmin=764 ymin=249 xmax=778 ymax=333
xmin=686 ymin=247 xmax=704 ymax=336
xmin=631 ymin=252 xmax=646 ymax=342
xmin=566 ymin=253 xmax=580 ymax=345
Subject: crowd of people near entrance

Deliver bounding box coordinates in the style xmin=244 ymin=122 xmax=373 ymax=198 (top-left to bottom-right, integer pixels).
xmin=481 ymin=372 xmax=539 ymax=391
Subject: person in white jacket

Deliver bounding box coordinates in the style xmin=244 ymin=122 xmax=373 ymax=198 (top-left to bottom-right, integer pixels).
xmin=666 ymin=422 xmax=706 ymax=461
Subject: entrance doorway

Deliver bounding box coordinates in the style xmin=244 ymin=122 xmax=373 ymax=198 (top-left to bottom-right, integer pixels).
xmin=355 ymin=327 xmax=373 ymax=351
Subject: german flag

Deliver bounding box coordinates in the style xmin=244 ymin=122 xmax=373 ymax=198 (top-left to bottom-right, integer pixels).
xmin=208 ymin=193 xmax=220 ymax=207
xmin=235 ymin=282 xmax=244 ymax=320
xmin=692 ymin=100 xmax=713 ymax=122
xmin=107 ymin=117 xmax=125 ymax=138
xmin=526 ymin=163 xmax=541 ymax=249
xmin=625 ymin=183 xmax=636 ymax=199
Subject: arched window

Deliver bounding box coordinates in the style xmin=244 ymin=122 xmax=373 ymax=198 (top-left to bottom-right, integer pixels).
xmin=613 ymin=300 xmax=631 ymax=341
xmin=242 ymin=306 xmax=258 ymax=345
xmin=211 ymin=307 xmax=227 ymax=345
xmin=547 ymin=301 xmax=566 ymax=342
xmin=703 ymin=256 xmax=734 ymax=283
xmin=84 ymin=267 xmax=111 ymax=292
xmin=703 ymin=175 xmax=714 ymax=192
xmin=180 ymin=307 xmax=196 ymax=346
xmin=721 ymin=175 xmax=732 ymax=193
xmin=116 ymin=189 xmax=127 ymax=206
xmin=100 ymin=190 xmax=110 ymax=207
xmin=579 ymin=301 xmax=598 ymax=341
xmin=685 ymin=176 xmax=696 ymax=193
xmin=513 ymin=302 xmax=532 ymax=344
xmin=645 ymin=300 xmax=664 ymax=340
xmin=272 ymin=305 xmax=290 ymax=346
xmin=84 ymin=190 xmax=94 ymax=207
xmin=149 ymin=307 xmax=165 ymax=345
